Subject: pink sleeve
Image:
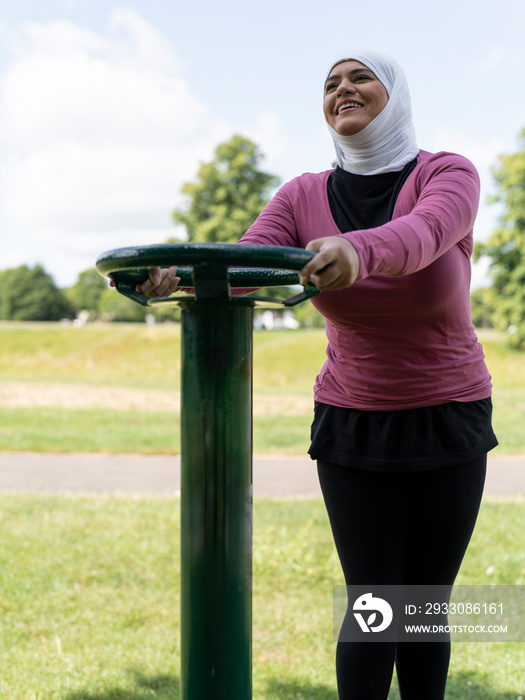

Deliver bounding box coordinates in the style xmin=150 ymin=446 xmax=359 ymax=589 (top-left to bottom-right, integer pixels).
xmin=345 ymin=154 xmax=480 ymax=280
xmin=238 ymin=184 xmax=300 ymax=247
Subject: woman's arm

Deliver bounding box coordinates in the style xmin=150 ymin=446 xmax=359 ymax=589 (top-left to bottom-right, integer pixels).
xmin=343 ymin=153 xmax=480 ymax=280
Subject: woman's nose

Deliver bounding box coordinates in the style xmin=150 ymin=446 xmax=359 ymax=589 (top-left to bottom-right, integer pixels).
xmin=337 ymin=79 xmax=356 ymax=96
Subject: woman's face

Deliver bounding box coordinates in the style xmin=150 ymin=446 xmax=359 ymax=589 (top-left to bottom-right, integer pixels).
xmin=323 ymin=59 xmax=389 ymax=136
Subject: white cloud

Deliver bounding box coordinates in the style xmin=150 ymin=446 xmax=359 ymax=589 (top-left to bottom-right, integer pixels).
xmin=245 ymin=111 xmax=290 ymax=175
xmin=0 ymin=10 xmax=288 ymax=286
xmin=430 ymin=129 xmax=505 ymax=174
xmin=477 ymin=46 xmax=517 ymax=75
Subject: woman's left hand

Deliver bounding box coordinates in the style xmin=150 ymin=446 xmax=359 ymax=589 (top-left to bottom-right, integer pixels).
xmin=299 ymin=236 xmax=360 ymax=290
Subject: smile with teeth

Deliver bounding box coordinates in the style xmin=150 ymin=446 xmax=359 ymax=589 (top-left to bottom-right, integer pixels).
xmin=337 ymin=102 xmax=363 ymax=115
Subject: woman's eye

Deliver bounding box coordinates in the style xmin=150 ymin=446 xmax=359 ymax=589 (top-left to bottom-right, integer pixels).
xmin=326 ymin=83 xmax=338 ymax=92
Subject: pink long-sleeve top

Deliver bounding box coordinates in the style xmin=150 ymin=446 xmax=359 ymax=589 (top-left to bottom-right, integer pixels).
xmin=240 ymin=149 xmax=493 ymax=410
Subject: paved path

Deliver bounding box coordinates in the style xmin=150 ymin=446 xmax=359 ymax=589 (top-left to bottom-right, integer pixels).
xmin=0 ymin=452 xmax=523 ymax=497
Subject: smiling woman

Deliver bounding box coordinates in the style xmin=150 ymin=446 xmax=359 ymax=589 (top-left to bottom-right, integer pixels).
xmin=322 ymin=50 xmax=419 ymax=175
xmin=231 ymin=49 xmax=498 ymax=700
xmin=323 ymin=62 xmax=389 ymax=136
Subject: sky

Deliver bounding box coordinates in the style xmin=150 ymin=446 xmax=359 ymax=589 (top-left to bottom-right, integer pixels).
xmin=0 ymin=0 xmax=524 ymax=289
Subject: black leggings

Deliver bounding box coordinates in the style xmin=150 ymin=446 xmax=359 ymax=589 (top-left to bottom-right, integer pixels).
xmin=317 ymin=456 xmax=487 ymax=700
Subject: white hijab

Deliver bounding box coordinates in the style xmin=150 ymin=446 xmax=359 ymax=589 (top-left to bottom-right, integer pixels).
xmin=326 ymin=50 xmax=419 ymax=175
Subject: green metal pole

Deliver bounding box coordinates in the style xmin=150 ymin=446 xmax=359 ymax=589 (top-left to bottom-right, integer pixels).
xmin=179 ymin=298 xmax=254 ymax=700
xmin=95 ymin=243 xmax=317 ymax=700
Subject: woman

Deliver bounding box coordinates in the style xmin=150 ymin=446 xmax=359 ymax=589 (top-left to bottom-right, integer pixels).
xmin=140 ymin=51 xmax=498 ymax=699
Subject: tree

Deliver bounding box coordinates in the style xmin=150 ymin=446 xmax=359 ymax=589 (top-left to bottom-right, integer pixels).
xmin=470 ymin=287 xmax=496 ymax=330
xmin=172 ymin=134 xmax=280 ymax=242
xmin=98 ymin=287 xmax=148 ymax=322
xmin=475 ymin=129 xmax=525 ymax=348
xmin=0 ymin=265 xmax=75 ymax=321
xmin=97 ymin=285 xmax=181 ymax=323
xmin=66 ymin=268 xmax=108 ymax=316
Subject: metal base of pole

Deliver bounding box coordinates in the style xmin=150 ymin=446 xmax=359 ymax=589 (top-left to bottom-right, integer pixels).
xmin=180 ymin=300 xmax=253 ymax=700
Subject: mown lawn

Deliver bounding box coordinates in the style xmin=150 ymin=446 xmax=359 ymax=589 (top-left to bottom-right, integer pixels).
xmin=0 ymin=494 xmax=523 ymax=699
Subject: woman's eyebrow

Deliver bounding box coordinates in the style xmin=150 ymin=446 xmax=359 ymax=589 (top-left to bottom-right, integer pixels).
xmin=325 ymin=67 xmax=374 ymax=86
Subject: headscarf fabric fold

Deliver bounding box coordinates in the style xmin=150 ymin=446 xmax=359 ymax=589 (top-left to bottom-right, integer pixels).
xmin=326 ymin=50 xmax=419 ymax=175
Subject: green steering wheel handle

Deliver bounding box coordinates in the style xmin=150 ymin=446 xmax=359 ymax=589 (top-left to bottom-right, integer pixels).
xmin=96 ymin=242 xmax=320 ymax=307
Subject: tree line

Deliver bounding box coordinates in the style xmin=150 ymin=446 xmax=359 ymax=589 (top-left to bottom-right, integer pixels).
xmin=1 ymin=133 xmax=524 ymax=344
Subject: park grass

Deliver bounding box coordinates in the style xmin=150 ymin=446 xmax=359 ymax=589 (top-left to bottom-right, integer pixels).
xmin=0 ymin=322 xmax=326 ymax=389
xmin=0 ymin=323 xmax=524 ymax=454
xmin=0 ymin=323 xmax=183 ymax=388
xmin=0 ymin=407 xmax=314 ymax=454
xmin=0 ymin=493 xmax=523 ymax=699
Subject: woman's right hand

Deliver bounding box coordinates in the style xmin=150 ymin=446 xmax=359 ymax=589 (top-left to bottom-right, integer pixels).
xmin=109 ymin=266 xmax=180 ymax=298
